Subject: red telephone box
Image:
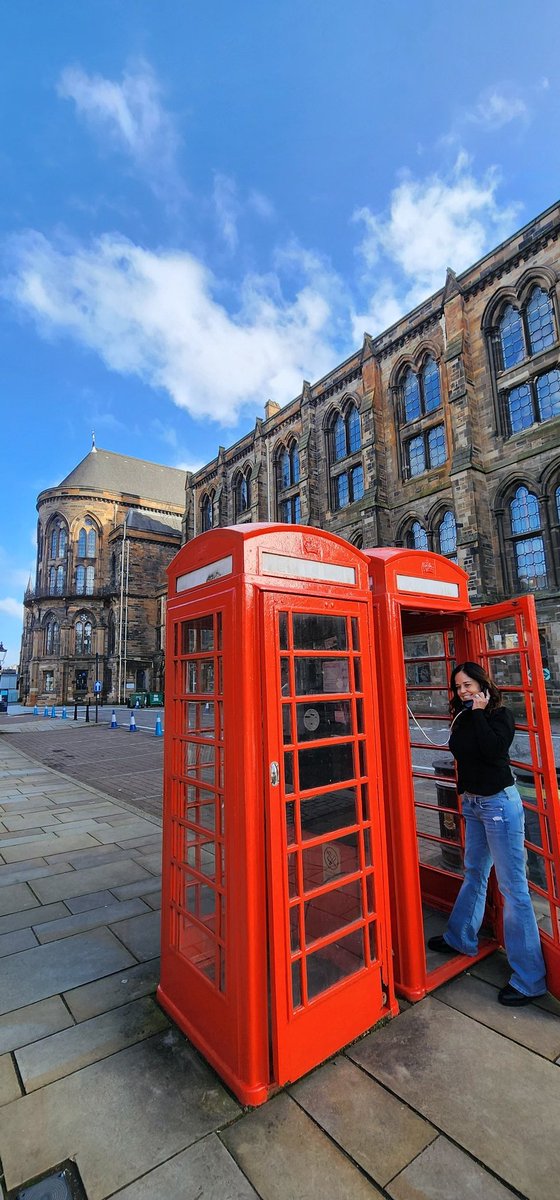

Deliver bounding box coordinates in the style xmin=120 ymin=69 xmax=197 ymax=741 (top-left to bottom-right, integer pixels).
xmin=366 ymin=547 xmax=560 ymax=1002
xmin=158 ymin=525 xmax=397 ymax=1106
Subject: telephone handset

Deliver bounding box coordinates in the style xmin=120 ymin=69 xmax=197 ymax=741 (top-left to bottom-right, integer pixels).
xmin=463 ymin=690 xmax=490 ymax=710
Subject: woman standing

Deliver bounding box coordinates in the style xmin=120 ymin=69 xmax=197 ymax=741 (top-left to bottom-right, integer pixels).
xmin=428 ymin=661 xmax=547 ymax=1006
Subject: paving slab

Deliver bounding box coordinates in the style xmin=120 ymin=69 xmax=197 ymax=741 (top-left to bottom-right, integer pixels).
xmin=111 ymin=1133 xmax=259 ymax=1200
xmin=290 ymin=1055 xmax=436 ymax=1187
xmin=65 ymin=889 xmax=116 ymax=913
xmin=16 ymin=995 xmax=169 ymax=1090
xmin=34 ymin=896 xmax=150 ymax=943
xmin=0 ymin=860 xmax=72 ymax=887
xmin=0 ymin=881 xmax=39 ymax=917
xmin=387 ymin=1135 xmax=519 ymax=1200
xmin=0 ymin=1053 xmax=21 ymax=1105
xmin=0 ymin=830 xmax=100 ymax=863
xmin=0 ymin=1028 xmax=240 ymax=1200
xmin=0 ymin=901 xmax=69 ymax=936
xmin=0 ymin=926 xmax=38 ymax=956
xmin=45 ymin=846 xmax=128 ymax=868
xmin=470 ymin=950 xmax=560 ymax=1017
xmin=0 ymin=927 xmax=136 ymax=1015
xmin=110 ymin=876 xmax=161 ymax=901
xmin=435 ymin=973 xmax=560 ymax=1060
xmin=143 ymin=890 xmax=161 ymax=909
xmin=348 ymin=996 xmax=560 ymax=1200
xmin=29 ymin=858 xmax=153 ymax=904
xmin=222 ymin=1091 xmax=384 ymax=1199
xmin=109 ymin=909 xmax=161 ymax=960
xmin=64 ymin=956 xmax=160 ymax=1021
xmin=1 ymin=810 xmax=64 ymax=830
xmin=0 ymin=995 xmax=74 ymax=1054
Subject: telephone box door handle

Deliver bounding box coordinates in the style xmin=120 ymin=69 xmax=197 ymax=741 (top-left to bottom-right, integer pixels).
xmin=270 ymin=761 xmax=280 ymax=786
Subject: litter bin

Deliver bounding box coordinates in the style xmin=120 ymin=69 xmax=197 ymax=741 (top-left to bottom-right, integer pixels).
xmin=432 ymin=759 xmax=462 ymax=868
xmin=127 ymin=691 xmax=148 ymax=708
xmin=148 ymin=692 xmax=164 ymax=707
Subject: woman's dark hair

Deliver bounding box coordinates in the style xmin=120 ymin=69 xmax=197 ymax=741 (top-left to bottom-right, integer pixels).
xmin=450 ymin=661 xmax=502 ymax=716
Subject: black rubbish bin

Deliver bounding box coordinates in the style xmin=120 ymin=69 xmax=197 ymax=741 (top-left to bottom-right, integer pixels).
xmin=432 ymin=759 xmax=463 ymax=868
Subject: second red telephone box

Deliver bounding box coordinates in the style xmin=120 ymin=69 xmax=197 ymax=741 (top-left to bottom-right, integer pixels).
xmin=158 ymin=525 xmax=397 ymax=1106
xmin=365 ymin=547 xmax=560 ymax=1002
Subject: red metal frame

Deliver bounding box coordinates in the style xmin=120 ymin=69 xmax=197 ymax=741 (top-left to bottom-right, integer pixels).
xmin=158 ymin=525 xmax=397 ymax=1106
xmin=365 ymin=548 xmax=560 ymax=1002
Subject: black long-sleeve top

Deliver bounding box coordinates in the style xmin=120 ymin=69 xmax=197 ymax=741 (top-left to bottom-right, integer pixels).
xmin=448 ymin=705 xmax=515 ymax=796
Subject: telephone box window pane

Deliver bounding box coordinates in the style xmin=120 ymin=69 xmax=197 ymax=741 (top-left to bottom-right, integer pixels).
xmin=186 ymin=882 xmax=216 ymax=919
xmin=187 ymin=701 xmax=216 ymax=737
xmin=281 ymin=658 xmax=290 ymax=695
xmin=290 ymin=907 xmax=301 ymax=952
xmin=293 ymin=613 xmax=347 ymax=651
xmin=368 ymin=923 xmax=378 ymax=963
xmin=279 ymin=611 xmax=289 ymax=649
xmin=178 ymin=919 xmax=218 ymax=984
xmin=285 ymin=801 xmax=296 ymax=846
xmin=291 ymin=960 xmax=302 ymax=1008
xmin=283 ymin=704 xmax=293 ymax=744
xmin=298 ymin=741 xmax=354 ymax=791
xmin=306 ymin=928 xmax=365 ymax=1000
xmin=183 ymin=659 xmax=215 ymax=693
xmin=304 ymin=879 xmax=363 ymax=948
xmin=287 ymin=852 xmax=298 ymax=898
xmin=186 ymin=802 xmax=216 ymax=834
xmin=300 ymin=787 xmax=358 ymax=840
xmin=351 ymin=618 xmax=360 ymax=651
xmin=296 ymin=700 xmax=352 ymax=741
xmin=183 ymin=830 xmax=216 ymax=878
xmin=295 ymin=658 xmax=350 ymax=695
xmin=284 ymin=751 xmax=294 ymax=794
xmin=366 ymin=874 xmax=376 ymax=914
xmin=482 ymin=618 xmax=519 ymax=651
xmin=302 ymin=831 xmax=359 ymax=891
xmin=182 ymin=617 xmax=214 ymax=653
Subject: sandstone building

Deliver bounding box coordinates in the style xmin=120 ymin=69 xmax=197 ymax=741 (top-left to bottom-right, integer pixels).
xmin=184 ymin=201 xmax=560 ymax=703
xmin=19 ymin=445 xmax=185 ymax=707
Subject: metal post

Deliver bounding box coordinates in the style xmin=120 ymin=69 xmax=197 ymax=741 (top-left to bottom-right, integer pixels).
xmin=73 ymin=703 xmax=78 ymax=721
xmin=85 ymin=703 xmax=90 ymax=723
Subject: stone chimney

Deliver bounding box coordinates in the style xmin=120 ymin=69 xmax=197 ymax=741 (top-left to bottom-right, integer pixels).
xmin=264 ymin=399 xmax=281 ymax=420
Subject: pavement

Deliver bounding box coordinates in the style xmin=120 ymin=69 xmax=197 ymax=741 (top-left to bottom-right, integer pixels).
xmin=1 ymin=712 xmax=560 ymax=1200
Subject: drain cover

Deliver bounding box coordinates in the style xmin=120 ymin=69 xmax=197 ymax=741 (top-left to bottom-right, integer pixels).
xmin=10 ymin=1161 xmax=87 ymax=1200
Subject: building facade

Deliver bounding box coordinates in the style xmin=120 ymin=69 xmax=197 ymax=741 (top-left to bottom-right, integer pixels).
xmin=185 ymin=201 xmax=560 ymax=705
xmin=20 ymin=445 xmax=185 ymax=707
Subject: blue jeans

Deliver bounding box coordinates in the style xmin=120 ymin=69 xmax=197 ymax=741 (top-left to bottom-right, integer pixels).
xmin=444 ymin=785 xmax=547 ymax=997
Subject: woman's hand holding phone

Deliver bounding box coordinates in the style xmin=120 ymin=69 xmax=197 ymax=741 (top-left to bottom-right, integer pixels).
xmin=472 ymin=690 xmax=490 ymax=710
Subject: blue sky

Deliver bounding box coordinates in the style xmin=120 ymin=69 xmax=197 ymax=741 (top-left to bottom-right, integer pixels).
xmin=1 ymin=0 xmax=559 ymax=665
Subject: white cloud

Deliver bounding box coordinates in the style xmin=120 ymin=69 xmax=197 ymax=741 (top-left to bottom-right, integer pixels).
xmin=3 ymin=231 xmax=343 ymax=426
xmin=212 ymin=173 xmax=240 ymax=251
xmin=352 ymin=154 xmax=521 ymax=337
xmin=0 ymin=597 xmax=23 ymax=619
xmin=57 ymin=61 xmax=184 ymax=203
xmin=466 ymin=87 xmax=529 ymax=131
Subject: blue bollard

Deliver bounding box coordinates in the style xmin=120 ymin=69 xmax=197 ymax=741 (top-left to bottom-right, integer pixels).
xmin=129 ymin=712 xmax=137 ymax=732
xmin=61 ymin=706 xmax=67 ymax=720
xmin=33 ymin=705 xmax=39 ymax=716
xmin=51 ymin=705 xmax=57 ymax=718
xmin=110 ymin=709 xmax=118 ymax=729
xmin=154 ymin=715 xmax=163 ymax=737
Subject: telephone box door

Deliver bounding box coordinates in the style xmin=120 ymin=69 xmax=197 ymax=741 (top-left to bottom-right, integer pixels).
xmin=261 ymin=592 xmax=393 ymax=1086
xmin=466 ymin=595 xmax=560 ymax=998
